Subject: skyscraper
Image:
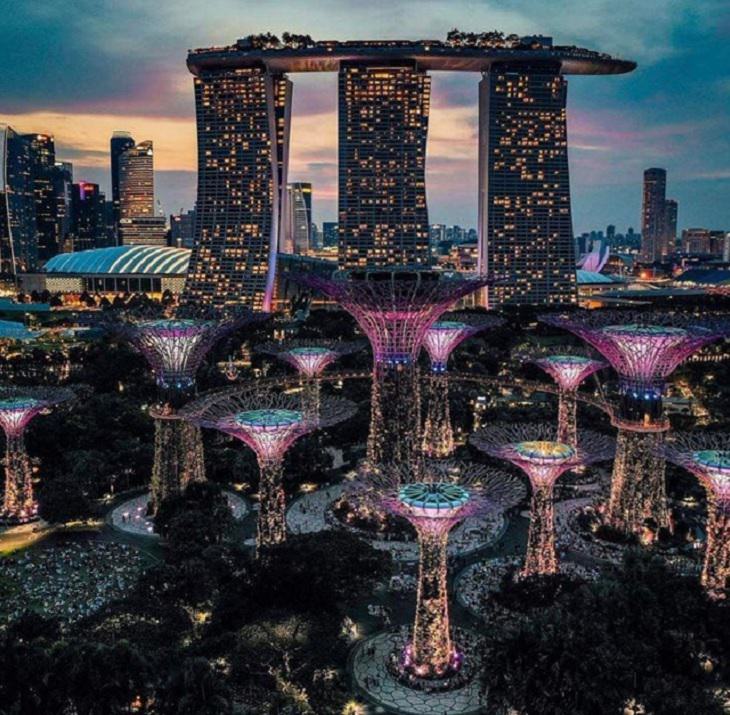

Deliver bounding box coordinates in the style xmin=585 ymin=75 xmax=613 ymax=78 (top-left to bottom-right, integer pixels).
xmin=110 ymin=131 xmax=135 ymax=236
xmin=322 ymin=221 xmax=339 ymax=248
xmin=640 ymin=168 xmax=667 ymax=263
xmin=283 ymin=182 xmax=312 ymax=254
xmin=70 ymin=182 xmax=106 ymax=252
xmin=664 ymin=198 xmax=678 ymax=254
xmin=478 ymin=64 xmax=577 ymax=306
xmin=182 ymin=66 xmax=292 ymax=310
xmin=52 ymin=161 xmax=73 ymax=253
xmin=24 ymin=134 xmax=58 ymax=262
xmin=0 ymin=125 xmax=38 ymax=277
xmin=119 ymin=140 xmax=154 ymax=220
xmin=338 ymin=62 xmax=431 ymax=269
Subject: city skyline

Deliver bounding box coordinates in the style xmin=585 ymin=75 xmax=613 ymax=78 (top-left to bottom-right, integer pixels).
xmin=1 ymin=2 xmax=728 ymax=233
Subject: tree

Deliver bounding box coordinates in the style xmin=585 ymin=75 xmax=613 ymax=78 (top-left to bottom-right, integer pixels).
xmin=37 ymin=474 xmax=92 ymax=524
xmin=157 ymin=658 xmax=233 ymax=715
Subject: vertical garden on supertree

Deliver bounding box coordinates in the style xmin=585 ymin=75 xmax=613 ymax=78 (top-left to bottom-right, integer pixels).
xmin=471 ymin=423 xmax=614 ymax=577
xmin=661 ymin=433 xmax=730 ymax=597
xmin=369 ymin=461 xmax=524 ymax=681
xmin=530 ymin=351 xmax=606 ymax=448
xmin=295 ymin=269 xmax=494 ymax=475
xmin=112 ymin=307 xmax=258 ymax=511
xmin=540 ymin=311 xmax=729 ymax=537
xmin=257 ymin=338 xmax=362 ymax=417
xmin=0 ymin=386 xmax=73 ymax=521
xmin=183 ymin=387 xmax=355 ymax=554
xmin=421 ymin=312 xmax=503 ymax=458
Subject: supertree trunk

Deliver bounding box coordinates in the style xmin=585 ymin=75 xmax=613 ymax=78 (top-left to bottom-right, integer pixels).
xmin=607 ymin=429 xmax=669 ymax=536
xmin=522 ymin=483 xmax=558 ymax=578
xmin=256 ymin=458 xmax=287 ymax=555
xmin=703 ymin=496 xmax=730 ymax=597
xmin=180 ymin=422 xmax=206 ymax=487
xmin=3 ymin=434 xmax=34 ymax=518
xmin=301 ymin=377 xmax=320 ymax=420
xmin=368 ymin=363 xmax=422 ymax=477
xmin=411 ymin=529 xmax=452 ymax=675
xmin=557 ymin=390 xmax=577 ymax=449
xmin=422 ymin=373 xmax=454 ymax=459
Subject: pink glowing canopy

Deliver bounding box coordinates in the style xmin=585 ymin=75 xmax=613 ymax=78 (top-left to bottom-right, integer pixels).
xmin=534 ymin=354 xmax=607 ymax=391
xmin=258 ymin=339 xmax=362 ymax=378
xmin=294 ymin=269 xmax=497 ymax=364
xmin=0 ymin=388 xmax=72 ymax=438
xmin=662 ymin=434 xmax=730 ymax=503
xmin=422 ymin=312 xmax=503 ymax=371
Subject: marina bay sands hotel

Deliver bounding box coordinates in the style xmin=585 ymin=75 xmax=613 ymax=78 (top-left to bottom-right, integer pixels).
xmin=182 ymin=35 xmax=635 ymax=311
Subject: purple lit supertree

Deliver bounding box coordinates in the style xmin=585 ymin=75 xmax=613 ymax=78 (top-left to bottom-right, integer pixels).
xmin=365 ymin=461 xmax=523 ymax=681
xmin=183 ymin=387 xmax=356 ymax=554
xmin=540 ymin=311 xmax=730 ymax=536
xmin=530 ymin=350 xmax=607 ymax=448
xmin=661 ymin=433 xmax=730 ymax=597
xmin=111 ymin=307 xmax=261 ymax=511
xmin=256 ymin=339 xmax=363 ymax=416
xmin=0 ymin=386 xmax=73 ymax=522
xmin=421 ymin=312 xmax=504 ymax=458
xmin=471 ymin=423 xmax=614 ymax=577
xmin=295 ymin=269 xmax=496 ymax=474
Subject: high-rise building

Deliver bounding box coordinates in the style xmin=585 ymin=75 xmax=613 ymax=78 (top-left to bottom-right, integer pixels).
xmin=24 ymin=134 xmax=58 ymax=262
xmin=283 ymin=182 xmax=312 ymax=254
xmin=70 ymin=182 xmax=106 ymax=252
xmin=478 ymin=64 xmax=577 ymax=306
xmin=111 ymin=131 xmax=135 ymax=236
xmin=52 ymin=162 xmax=73 ymax=254
xmin=640 ymin=168 xmax=667 ymax=263
xmin=664 ymin=199 xmax=678 ymax=253
xmin=322 ymin=222 xmax=339 ymax=248
xmin=338 ymin=62 xmax=431 ymax=269
xmin=170 ymin=209 xmax=196 ymax=249
xmin=0 ymin=125 xmax=38 ymax=277
xmin=119 ymin=140 xmax=154 ymax=220
xmin=182 ymin=66 xmax=292 ymax=310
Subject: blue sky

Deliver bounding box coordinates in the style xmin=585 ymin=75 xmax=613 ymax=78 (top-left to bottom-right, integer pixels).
xmin=1 ymin=0 xmax=728 ymax=233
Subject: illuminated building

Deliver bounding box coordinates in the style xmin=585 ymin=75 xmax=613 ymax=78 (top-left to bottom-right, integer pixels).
xmin=662 ymin=434 xmax=730 ymax=597
xmin=257 ymin=338 xmax=362 ymax=416
xmin=296 ymin=269 xmax=493 ymax=473
xmin=541 ymin=311 xmax=730 ymax=537
xmin=421 ymin=312 xmax=503 ymax=458
xmin=70 ymin=182 xmax=107 ymax=252
xmin=282 ymin=182 xmax=312 ymax=254
xmin=51 ymin=161 xmax=73 ymax=255
xmin=372 ymin=461 xmax=523 ymax=681
xmin=112 ymin=308 xmax=257 ymax=511
xmin=531 ymin=351 xmax=606 ymax=448
xmin=184 ymin=387 xmax=355 ymax=553
xmin=119 ymin=216 xmax=167 ymax=247
xmin=25 ymin=134 xmax=58 ymax=262
xmin=664 ymin=198 xmax=678 ymax=253
xmin=110 ymin=131 xmax=135 ymax=238
xmin=0 ymin=386 xmax=73 ymax=522
xmin=640 ymin=168 xmax=667 ymax=263
xmin=478 ymin=65 xmax=577 ymax=306
xmin=471 ymin=423 xmax=613 ymax=576
xmin=182 ymin=61 xmax=292 ymax=311
xmin=338 ymin=63 xmax=430 ymax=269
xmin=119 ymin=140 xmax=154 ymax=220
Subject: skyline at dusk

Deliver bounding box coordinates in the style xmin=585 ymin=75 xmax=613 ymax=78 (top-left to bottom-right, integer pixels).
xmin=3 ymin=1 xmax=729 ymax=232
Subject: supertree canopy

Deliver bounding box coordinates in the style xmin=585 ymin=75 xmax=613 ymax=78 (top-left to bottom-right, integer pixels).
xmin=421 ymin=312 xmax=503 ymax=458
xmin=540 ymin=311 xmax=730 ymax=537
xmin=295 ymin=269 xmax=496 ymax=473
xmin=471 ymin=423 xmax=614 ymax=577
xmin=256 ymin=338 xmax=363 ymax=416
xmin=183 ymin=387 xmax=356 ymax=554
xmin=110 ymin=306 xmax=262 ymax=511
xmin=368 ymin=461 xmax=524 ymax=681
xmin=531 ymin=350 xmax=607 ymax=448
xmin=0 ymin=386 xmax=73 ymax=521
xmin=661 ymin=433 xmax=730 ymax=597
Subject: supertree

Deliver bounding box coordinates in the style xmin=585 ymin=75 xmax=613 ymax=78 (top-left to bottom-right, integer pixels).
xmin=540 ymin=311 xmax=730 ymax=536
xmin=256 ymin=339 xmax=363 ymax=416
xmin=366 ymin=461 xmax=523 ymax=680
xmin=182 ymin=387 xmax=356 ymax=554
xmin=0 ymin=385 xmax=73 ymax=521
xmin=471 ymin=423 xmax=614 ymax=577
xmin=295 ymin=269 xmax=496 ymax=475
xmin=661 ymin=433 xmax=730 ymax=597
xmin=421 ymin=312 xmax=504 ymax=458
xmin=111 ymin=306 xmax=260 ymax=511
xmin=529 ymin=350 xmax=607 ymax=448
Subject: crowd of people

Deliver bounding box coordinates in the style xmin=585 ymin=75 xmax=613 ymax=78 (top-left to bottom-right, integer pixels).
xmin=0 ymin=540 xmax=144 ymax=623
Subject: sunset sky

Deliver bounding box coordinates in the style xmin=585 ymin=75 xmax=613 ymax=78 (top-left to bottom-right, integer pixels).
xmin=3 ymin=0 xmax=729 ymax=233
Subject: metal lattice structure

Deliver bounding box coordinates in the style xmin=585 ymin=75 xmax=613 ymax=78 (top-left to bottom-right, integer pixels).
xmin=182 ymin=387 xmax=356 ymax=554
xmin=110 ymin=306 xmax=263 ymax=511
xmin=0 ymin=386 xmax=73 ymax=521
xmin=421 ymin=313 xmax=504 ymax=459
xmin=471 ymin=423 xmax=614 ymax=577
xmin=295 ymin=269 xmax=496 ymax=471
xmin=530 ymin=349 xmax=607 ymax=448
xmin=367 ymin=461 xmax=523 ymax=679
xmin=661 ymin=433 xmax=730 ymax=597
